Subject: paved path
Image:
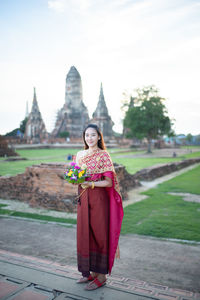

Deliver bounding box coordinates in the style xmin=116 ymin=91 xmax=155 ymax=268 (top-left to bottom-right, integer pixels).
xmin=0 ymin=249 xmax=200 ymax=300
xmin=0 ymin=217 xmax=200 ymax=296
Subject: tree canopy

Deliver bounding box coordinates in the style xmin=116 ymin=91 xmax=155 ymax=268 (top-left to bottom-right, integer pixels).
xmin=123 ymin=85 xmax=174 ymax=152
xmin=19 ymin=117 xmax=28 ymax=134
xmin=59 ymin=131 xmax=70 ymax=138
xmin=5 ymin=117 xmax=28 ymax=137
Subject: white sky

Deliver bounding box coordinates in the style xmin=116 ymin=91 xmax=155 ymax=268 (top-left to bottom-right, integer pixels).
xmin=0 ymin=0 xmax=200 ymax=135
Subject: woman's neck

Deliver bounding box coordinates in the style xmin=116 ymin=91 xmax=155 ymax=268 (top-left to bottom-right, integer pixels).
xmin=88 ymin=146 xmax=99 ymax=153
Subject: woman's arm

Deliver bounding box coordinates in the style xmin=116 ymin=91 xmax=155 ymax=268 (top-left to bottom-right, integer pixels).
xmin=82 ymin=176 xmax=112 ymax=188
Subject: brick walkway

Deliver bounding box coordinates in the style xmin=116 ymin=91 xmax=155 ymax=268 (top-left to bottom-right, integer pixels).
xmin=0 ymin=249 xmax=199 ymax=300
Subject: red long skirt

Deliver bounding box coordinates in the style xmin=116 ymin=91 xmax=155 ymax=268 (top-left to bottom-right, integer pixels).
xmin=77 ymin=186 xmax=109 ymax=275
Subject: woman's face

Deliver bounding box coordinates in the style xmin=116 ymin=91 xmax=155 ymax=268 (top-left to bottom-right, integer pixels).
xmin=85 ymin=127 xmax=99 ymax=148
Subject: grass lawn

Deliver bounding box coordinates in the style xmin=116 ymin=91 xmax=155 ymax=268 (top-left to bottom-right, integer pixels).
xmin=16 ymin=148 xmax=79 ymax=159
xmin=112 ymin=151 xmax=200 ymax=174
xmin=0 ymin=147 xmax=200 ymax=176
xmin=121 ymin=164 xmax=200 ymax=241
xmin=113 ymin=157 xmax=183 ymax=174
xmin=0 ymin=148 xmax=79 ymax=176
xmin=0 ymin=203 xmax=76 ymax=225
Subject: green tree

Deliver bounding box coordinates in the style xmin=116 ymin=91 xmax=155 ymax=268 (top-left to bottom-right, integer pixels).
xmin=20 ymin=117 xmax=28 ymax=134
xmin=5 ymin=128 xmax=19 ymax=137
xmin=123 ymin=85 xmax=174 ymax=153
xmin=186 ymin=133 xmax=193 ymax=144
xmin=59 ymin=131 xmax=70 ymax=138
xmin=5 ymin=117 xmax=28 ymax=137
xmin=196 ymin=135 xmax=200 ymax=144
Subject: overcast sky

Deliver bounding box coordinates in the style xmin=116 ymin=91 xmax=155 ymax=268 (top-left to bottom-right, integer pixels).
xmin=0 ymin=0 xmax=200 ymax=135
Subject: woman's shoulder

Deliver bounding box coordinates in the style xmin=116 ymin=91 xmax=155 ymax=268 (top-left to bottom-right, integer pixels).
xmin=100 ymin=149 xmax=110 ymax=155
xmin=76 ymin=150 xmax=88 ymax=158
xmin=99 ymin=149 xmax=111 ymax=158
xmin=76 ymin=150 xmax=88 ymax=165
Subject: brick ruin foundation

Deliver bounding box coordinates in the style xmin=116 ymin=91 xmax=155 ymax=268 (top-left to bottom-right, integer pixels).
xmin=0 ymin=158 xmax=199 ymax=212
xmin=0 ymin=162 xmax=139 ymax=212
xmin=132 ymin=158 xmax=200 ymax=181
xmin=0 ymin=135 xmax=18 ymax=157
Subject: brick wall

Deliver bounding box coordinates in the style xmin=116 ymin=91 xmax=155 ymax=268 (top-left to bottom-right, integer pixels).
xmin=133 ymin=158 xmax=200 ymax=181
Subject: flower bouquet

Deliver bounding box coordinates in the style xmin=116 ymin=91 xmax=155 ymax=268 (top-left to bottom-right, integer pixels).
xmin=64 ymin=162 xmax=87 ymax=184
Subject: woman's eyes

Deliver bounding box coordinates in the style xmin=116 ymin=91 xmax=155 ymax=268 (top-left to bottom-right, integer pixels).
xmin=86 ymin=134 xmax=97 ymax=137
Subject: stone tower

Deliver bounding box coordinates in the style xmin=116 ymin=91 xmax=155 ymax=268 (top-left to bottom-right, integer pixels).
xmin=24 ymin=88 xmax=47 ymax=143
xmin=91 ymin=83 xmax=114 ymax=138
xmin=52 ymin=66 xmax=89 ymax=138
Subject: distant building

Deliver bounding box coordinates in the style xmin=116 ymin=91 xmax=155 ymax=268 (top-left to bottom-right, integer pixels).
xmin=52 ymin=66 xmax=89 ymax=138
xmin=24 ymin=88 xmax=47 ymax=143
xmin=24 ymin=66 xmax=115 ymax=142
xmin=0 ymin=135 xmax=18 ymax=157
xmin=90 ymin=83 xmax=114 ymax=139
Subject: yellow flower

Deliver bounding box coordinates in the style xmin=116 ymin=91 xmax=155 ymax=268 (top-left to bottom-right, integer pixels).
xmin=78 ymin=171 xmax=84 ymax=178
xmin=68 ymin=171 xmax=73 ymax=176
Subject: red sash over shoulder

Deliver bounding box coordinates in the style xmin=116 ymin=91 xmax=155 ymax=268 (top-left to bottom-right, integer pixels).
xmin=79 ymin=149 xmax=124 ymax=274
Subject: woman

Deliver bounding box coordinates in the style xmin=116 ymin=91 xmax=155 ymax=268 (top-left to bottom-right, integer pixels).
xmin=75 ymin=123 xmax=124 ymax=291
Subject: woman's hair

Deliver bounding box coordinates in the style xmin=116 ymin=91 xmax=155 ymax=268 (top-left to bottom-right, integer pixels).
xmin=83 ymin=123 xmax=106 ymax=150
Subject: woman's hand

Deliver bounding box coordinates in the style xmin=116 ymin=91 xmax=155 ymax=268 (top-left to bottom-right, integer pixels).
xmin=82 ymin=181 xmax=90 ymax=186
xmin=81 ymin=177 xmax=112 ymax=189
xmin=81 ymin=181 xmax=90 ymax=189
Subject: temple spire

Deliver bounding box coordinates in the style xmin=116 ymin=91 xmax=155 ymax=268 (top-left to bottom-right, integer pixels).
xmin=33 ymin=87 xmax=37 ymax=102
xmin=100 ymin=82 xmax=103 ymax=96
xmin=25 ymin=101 xmax=29 ymax=118
xmin=99 ymin=83 xmax=106 ymax=105
xmin=52 ymin=66 xmax=89 ymax=138
xmin=91 ymin=83 xmax=114 ymax=138
xmin=93 ymin=83 xmax=108 ymax=117
xmin=24 ymin=87 xmax=47 ymax=142
xmin=31 ymin=87 xmax=40 ymax=114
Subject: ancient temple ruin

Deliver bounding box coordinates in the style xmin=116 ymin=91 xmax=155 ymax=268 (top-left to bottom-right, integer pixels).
xmin=91 ymin=83 xmax=114 ymax=138
xmin=24 ymin=88 xmax=47 ymax=143
xmin=0 ymin=135 xmax=18 ymax=157
xmin=23 ymin=66 xmax=115 ymax=142
xmin=52 ymin=66 xmax=89 ymax=138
